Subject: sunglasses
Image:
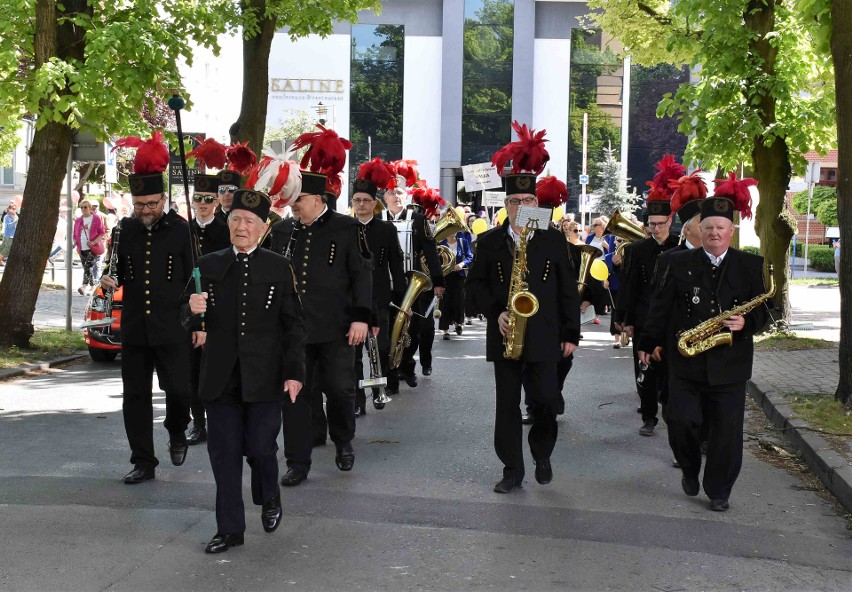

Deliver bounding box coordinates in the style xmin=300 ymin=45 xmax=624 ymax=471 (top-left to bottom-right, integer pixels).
xmin=218 ymin=186 xmax=237 ymax=194
xmin=572 ymin=229 xmax=580 ymax=233
xmin=193 ymin=195 xmax=218 ymax=204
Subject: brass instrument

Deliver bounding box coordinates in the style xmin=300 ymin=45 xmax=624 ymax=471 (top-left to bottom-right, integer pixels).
xmin=576 ymin=244 xmax=602 ymax=297
xmin=257 ymin=210 xmax=282 ymax=247
xmin=389 ymin=270 xmax=433 ymax=369
xmin=504 ymin=220 xmax=539 ymax=360
xmin=358 ymin=333 xmax=390 ymax=409
xmin=677 ymin=264 xmax=776 ymax=358
xmin=82 ymin=220 xmax=121 ymax=329
xmin=420 ymin=207 xmax=470 ymax=276
xmin=604 ymin=210 xmax=645 ymax=257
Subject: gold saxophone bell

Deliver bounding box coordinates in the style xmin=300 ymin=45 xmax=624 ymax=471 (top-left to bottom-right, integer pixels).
xmin=577 ymin=244 xmax=603 ymax=296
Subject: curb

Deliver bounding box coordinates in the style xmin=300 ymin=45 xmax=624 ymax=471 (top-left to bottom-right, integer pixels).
xmin=0 ymin=351 xmax=89 ymax=381
xmin=748 ymin=379 xmax=852 ymax=514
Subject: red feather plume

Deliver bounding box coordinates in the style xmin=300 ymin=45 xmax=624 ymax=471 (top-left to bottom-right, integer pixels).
xmin=226 ymin=142 xmax=257 ymax=176
xmin=411 ymin=184 xmax=445 ymax=219
xmin=325 ymin=173 xmax=343 ymax=198
xmin=536 ymin=176 xmax=568 ymax=208
xmin=713 ymin=172 xmax=757 ymax=219
xmin=491 ymin=121 xmax=550 ymax=175
xmin=390 ymin=159 xmax=419 ymax=187
xmin=669 ymin=171 xmax=708 ymax=214
xmin=113 ymin=131 xmax=169 ymax=175
xmin=290 ymin=124 xmax=352 ymax=176
xmin=357 ymin=158 xmax=395 ymax=190
xmin=651 ymin=154 xmax=686 ymax=200
xmin=186 ymin=137 xmax=227 ymax=170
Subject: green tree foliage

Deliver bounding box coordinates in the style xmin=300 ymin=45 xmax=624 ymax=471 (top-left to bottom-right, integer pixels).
xmin=595 ymin=145 xmax=641 ymax=217
xmin=585 ymin=0 xmax=836 ymax=324
xmin=792 ymin=186 xmax=839 ymax=226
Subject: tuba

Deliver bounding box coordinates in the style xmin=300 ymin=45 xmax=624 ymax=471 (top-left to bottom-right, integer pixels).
xmin=576 ymin=244 xmax=602 ymax=296
xmin=420 ymin=207 xmax=471 ymax=276
xmin=604 ymin=210 xmax=645 ymax=258
xmin=504 ymin=220 xmax=539 ymax=360
xmin=389 ymin=270 xmax=433 ymax=369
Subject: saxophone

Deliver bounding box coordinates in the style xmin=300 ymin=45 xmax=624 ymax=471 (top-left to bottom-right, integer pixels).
xmin=676 ymin=264 xmax=775 ymax=358
xmin=503 ymin=220 xmax=540 ymax=360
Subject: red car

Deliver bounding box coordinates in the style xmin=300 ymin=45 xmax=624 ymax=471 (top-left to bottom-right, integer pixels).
xmin=82 ymin=285 xmax=123 ymax=362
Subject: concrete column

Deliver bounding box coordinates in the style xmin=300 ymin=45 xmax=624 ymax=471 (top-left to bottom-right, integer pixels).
xmin=511 ymin=0 xmax=536 ymax=126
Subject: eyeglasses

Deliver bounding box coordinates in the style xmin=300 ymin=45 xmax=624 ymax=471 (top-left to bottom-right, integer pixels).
xmin=193 ymin=195 xmax=218 ymax=204
xmin=572 ymin=229 xmax=580 ymax=234
xmin=218 ymin=186 xmax=237 ymax=194
xmin=352 ymin=198 xmax=374 ymax=204
xmin=647 ymin=221 xmax=669 ymax=229
xmin=132 ymin=197 xmax=163 ymax=211
xmin=507 ymin=197 xmax=536 ymax=206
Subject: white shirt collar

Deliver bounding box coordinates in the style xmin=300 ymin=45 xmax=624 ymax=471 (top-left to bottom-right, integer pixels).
xmin=507 ymin=224 xmax=533 ymax=244
xmin=388 ymin=208 xmax=405 ymax=221
xmin=233 ymin=245 xmax=257 ymax=257
xmin=684 ymin=238 xmax=696 ymax=250
xmin=196 ymin=214 xmax=215 ymax=228
xmin=304 ymin=205 xmax=328 ymax=226
xmin=704 ymin=249 xmax=728 ymax=266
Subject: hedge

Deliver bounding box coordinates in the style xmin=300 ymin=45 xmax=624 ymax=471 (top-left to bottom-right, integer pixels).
xmin=807 ymin=245 xmax=836 ymax=272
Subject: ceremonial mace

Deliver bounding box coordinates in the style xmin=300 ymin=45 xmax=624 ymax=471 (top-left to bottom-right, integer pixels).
xmin=167 ymin=94 xmax=204 ymax=326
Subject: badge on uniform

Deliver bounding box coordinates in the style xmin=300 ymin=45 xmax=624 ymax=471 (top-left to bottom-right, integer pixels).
xmin=692 ymin=287 xmax=701 ymax=304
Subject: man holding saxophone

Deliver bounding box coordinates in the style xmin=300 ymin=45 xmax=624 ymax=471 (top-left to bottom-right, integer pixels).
xmin=639 ymin=176 xmax=771 ymax=512
xmin=466 ymin=122 xmax=580 ymax=494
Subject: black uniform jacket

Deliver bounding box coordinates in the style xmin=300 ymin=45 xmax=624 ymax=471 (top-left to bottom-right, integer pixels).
xmin=465 ymin=221 xmax=581 ymax=363
xmin=194 ymin=215 xmax=231 ymax=256
xmin=650 ymin=243 xmax=690 ymax=293
xmin=620 ymin=235 xmax=679 ymax=329
xmin=194 ymin=248 xmax=306 ymax=402
xmin=269 ymin=210 xmax=373 ymax=344
xmin=362 ymin=215 xmax=406 ymax=312
xmin=410 ymin=208 xmax=446 ymax=289
xmin=640 ymin=247 xmax=770 ymax=386
xmin=114 ymin=210 xmax=193 ymax=346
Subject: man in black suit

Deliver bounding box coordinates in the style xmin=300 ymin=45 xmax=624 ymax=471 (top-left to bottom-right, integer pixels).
xmin=269 ymin=169 xmax=373 ymax=485
xmin=188 ymin=188 xmax=305 ymax=553
xmin=383 ymin=185 xmax=409 ymax=222
xmin=186 ymin=174 xmax=231 ymax=446
xmin=215 ymin=170 xmax=241 ymax=224
xmin=100 ymin=134 xmax=194 ymax=484
xmin=640 ymin=195 xmax=769 ymax=512
xmin=466 ymin=171 xmax=580 ymax=494
xmin=351 ymin=172 xmax=406 ymax=411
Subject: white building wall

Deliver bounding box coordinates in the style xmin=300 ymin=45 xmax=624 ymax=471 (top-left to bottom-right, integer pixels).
xmin=402 ymin=35 xmax=443 ymax=187
xmin=532 ymin=37 xmax=571 ymax=182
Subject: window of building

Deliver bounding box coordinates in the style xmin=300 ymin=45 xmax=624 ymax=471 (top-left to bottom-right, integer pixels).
xmin=461 ymin=0 xmax=514 ymax=165
xmin=0 ymin=153 xmax=14 ymax=186
xmin=349 ymin=24 xmax=405 ymax=197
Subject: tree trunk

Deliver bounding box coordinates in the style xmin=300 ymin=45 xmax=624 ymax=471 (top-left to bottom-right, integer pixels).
xmin=831 ymin=0 xmax=852 ymax=406
xmin=229 ymin=1 xmax=277 ymax=155
xmin=0 ymin=0 xmax=89 ymax=347
xmin=746 ymin=0 xmax=794 ymax=325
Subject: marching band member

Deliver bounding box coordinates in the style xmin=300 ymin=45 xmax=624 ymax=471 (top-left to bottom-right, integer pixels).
xmin=187 ymin=185 xmax=305 ymax=553
xmin=101 ymin=132 xmax=194 ymax=484
xmin=466 ymin=122 xmax=580 ymax=494
xmin=620 ymin=155 xmax=684 ymax=437
xmin=639 ymin=175 xmax=769 ymax=512
xmin=268 ymin=126 xmax=373 ymax=486
xmin=350 ymin=158 xmax=406 ymax=411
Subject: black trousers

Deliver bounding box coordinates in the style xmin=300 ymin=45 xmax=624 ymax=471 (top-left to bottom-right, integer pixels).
xmin=399 ymin=291 xmax=435 ymax=375
xmin=525 ymin=353 xmax=572 ymax=415
xmin=667 ymin=375 xmax=746 ymax=501
xmin=282 ymin=338 xmax=356 ymax=472
xmin=355 ymin=308 xmax=393 ymax=409
xmin=206 ymin=398 xmax=281 ymax=536
xmin=438 ymin=273 xmax=465 ymax=331
xmin=631 ymin=327 xmax=663 ymax=424
xmin=494 ymin=360 xmax=559 ymax=481
xmin=188 ymin=341 xmax=205 ymax=428
xmin=120 ymin=341 xmax=191 ymax=469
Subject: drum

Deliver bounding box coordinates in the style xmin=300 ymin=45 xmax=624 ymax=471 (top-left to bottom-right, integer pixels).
xmin=391 ymin=218 xmax=415 ymax=271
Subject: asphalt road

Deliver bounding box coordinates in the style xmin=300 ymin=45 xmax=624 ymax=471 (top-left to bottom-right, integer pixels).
xmin=0 ymin=320 xmax=850 ymax=591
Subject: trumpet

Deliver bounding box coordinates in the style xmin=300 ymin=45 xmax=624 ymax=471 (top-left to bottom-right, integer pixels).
xmin=358 ymin=333 xmax=390 ymax=409
xmin=603 ymin=210 xmax=645 ymax=258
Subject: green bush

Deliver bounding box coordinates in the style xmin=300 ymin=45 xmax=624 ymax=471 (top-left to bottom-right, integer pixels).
xmin=742 ymin=246 xmax=761 ymax=255
xmin=791 ymin=186 xmax=837 ymax=226
xmin=807 ymin=245 xmax=836 ymax=272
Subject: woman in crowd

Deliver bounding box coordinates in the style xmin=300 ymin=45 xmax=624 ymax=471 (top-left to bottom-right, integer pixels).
xmin=73 ymin=199 xmax=106 ymax=295
xmin=439 ymin=230 xmax=473 ymax=340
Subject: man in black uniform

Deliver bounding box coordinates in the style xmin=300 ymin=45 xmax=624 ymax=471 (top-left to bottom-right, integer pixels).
xmin=215 ymin=169 xmax=241 ymax=224
xmin=188 ymin=187 xmax=306 ymax=553
xmin=101 ymin=132 xmax=193 ymax=484
xmin=185 ymin=174 xmax=231 ymax=445
xmin=269 ymin=160 xmax=373 ymax=486
xmin=622 ymin=191 xmax=680 ymax=437
xmin=351 ymin=160 xmax=406 ymax=411
xmin=466 ymin=123 xmax=580 ymax=493
xmin=640 ymin=188 xmax=769 ymax=512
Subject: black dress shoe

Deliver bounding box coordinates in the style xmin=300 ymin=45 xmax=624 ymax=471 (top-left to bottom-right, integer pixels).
xmin=682 ymin=477 xmax=700 ymax=497
xmin=534 ymin=459 xmax=553 ymax=485
xmin=261 ymin=495 xmax=283 ymax=533
xmin=709 ymin=499 xmax=730 ymax=512
xmin=403 ymin=373 xmax=418 ymax=387
xmin=204 ymin=533 xmax=244 ymax=554
xmin=521 ymin=413 xmax=534 ymax=425
xmin=335 ymin=443 xmax=355 ymax=471
xmin=186 ymin=425 xmax=207 ymax=445
xmin=672 ymin=458 xmax=681 ymax=468
xmin=493 ymin=477 xmax=522 ymax=494
xmin=354 ymin=406 xmax=366 ymax=418
xmin=442 ymin=333 xmax=450 ymax=341
xmin=123 ymin=466 xmax=154 ymax=484
xmin=455 ymin=324 xmax=463 ymax=335
xmin=422 ymin=366 xmax=432 ymax=376
xmin=169 ymin=440 xmax=188 ymax=466
xmin=279 ymin=467 xmax=308 ymax=487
